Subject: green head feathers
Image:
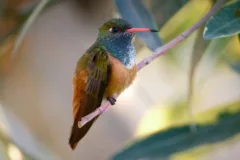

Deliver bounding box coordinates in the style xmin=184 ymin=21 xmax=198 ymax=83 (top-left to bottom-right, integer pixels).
xmin=98 ymin=18 xmax=133 ymax=35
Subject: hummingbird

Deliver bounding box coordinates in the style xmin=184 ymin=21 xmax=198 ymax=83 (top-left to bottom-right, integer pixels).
xmin=69 ymin=18 xmax=158 ymax=150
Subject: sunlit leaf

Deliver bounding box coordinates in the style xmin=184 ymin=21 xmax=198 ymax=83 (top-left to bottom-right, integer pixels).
xmin=194 ymin=36 xmax=232 ymax=85
xmin=187 ymin=25 xmax=209 ymax=132
xmin=146 ymin=0 xmax=188 ymax=28
xmin=160 ymin=0 xmax=212 ymax=42
xmin=152 ymin=0 xmax=212 ymax=65
xmin=204 ymin=0 xmax=240 ymax=39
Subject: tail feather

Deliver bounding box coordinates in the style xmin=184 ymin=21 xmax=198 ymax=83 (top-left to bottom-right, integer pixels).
xmin=68 ymin=116 xmax=98 ymax=150
xmin=69 ymin=69 xmax=107 ymax=150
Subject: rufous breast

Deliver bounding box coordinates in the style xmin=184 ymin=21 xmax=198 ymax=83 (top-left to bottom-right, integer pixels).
xmin=104 ymin=54 xmax=137 ymax=98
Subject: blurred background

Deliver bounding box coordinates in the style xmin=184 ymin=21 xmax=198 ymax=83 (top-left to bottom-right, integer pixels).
xmin=0 ymin=0 xmax=240 ymax=159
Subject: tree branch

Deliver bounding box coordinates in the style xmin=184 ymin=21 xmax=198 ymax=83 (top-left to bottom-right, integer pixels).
xmin=78 ymin=0 xmax=227 ymax=128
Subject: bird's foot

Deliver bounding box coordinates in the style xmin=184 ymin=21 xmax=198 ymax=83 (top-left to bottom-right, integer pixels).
xmin=107 ymin=97 xmax=116 ymax=105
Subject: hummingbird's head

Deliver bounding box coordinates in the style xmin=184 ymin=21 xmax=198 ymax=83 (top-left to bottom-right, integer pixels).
xmin=98 ymin=18 xmax=158 ymax=43
xmin=97 ymin=18 xmax=158 ymax=69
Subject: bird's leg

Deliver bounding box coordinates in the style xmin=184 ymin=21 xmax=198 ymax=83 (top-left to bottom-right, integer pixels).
xmin=107 ymin=97 xmax=116 ymax=105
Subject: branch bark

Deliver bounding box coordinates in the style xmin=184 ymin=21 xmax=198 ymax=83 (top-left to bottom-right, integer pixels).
xmin=78 ymin=0 xmax=227 ymax=128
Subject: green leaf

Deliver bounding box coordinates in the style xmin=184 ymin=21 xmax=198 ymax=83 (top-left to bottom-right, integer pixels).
xmin=204 ymin=1 xmax=240 ymax=39
xmin=112 ymin=102 xmax=240 ymax=160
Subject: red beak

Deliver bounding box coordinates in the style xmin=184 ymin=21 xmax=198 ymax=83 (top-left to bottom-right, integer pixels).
xmin=126 ymin=28 xmax=158 ymax=33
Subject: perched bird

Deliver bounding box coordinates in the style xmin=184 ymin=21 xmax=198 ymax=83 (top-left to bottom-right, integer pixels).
xmin=69 ymin=18 xmax=158 ymax=150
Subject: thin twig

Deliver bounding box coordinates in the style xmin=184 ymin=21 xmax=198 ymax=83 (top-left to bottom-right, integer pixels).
xmin=78 ymin=0 xmax=227 ymax=128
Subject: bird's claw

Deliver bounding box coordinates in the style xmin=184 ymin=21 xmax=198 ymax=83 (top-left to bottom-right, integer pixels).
xmin=107 ymin=97 xmax=116 ymax=105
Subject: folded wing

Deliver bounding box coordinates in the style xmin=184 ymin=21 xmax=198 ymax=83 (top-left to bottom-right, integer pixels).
xmin=69 ymin=47 xmax=110 ymax=150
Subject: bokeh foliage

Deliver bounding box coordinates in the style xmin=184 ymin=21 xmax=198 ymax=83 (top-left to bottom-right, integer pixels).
xmin=0 ymin=0 xmax=55 ymax=159
xmin=0 ymin=0 xmax=239 ymax=159
xmin=112 ymin=102 xmax=240 ymax=160
xmin=112 ymin=0 xmax=240 ymax=159
xmin=0 ymin=0 xmax=55 ymax=76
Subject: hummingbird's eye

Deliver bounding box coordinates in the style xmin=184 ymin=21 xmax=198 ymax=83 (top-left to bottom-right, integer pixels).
xmin=109 ymin=27 xmax=119 ymax=33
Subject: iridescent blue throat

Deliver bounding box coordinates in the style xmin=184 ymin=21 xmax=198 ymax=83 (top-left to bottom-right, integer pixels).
xmin=98 ymin=35 xmax=136 ymax=69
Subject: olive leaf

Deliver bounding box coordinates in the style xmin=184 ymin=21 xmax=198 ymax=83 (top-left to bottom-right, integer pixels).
xmin=204 ymin=0 xmax=240 ymax=39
